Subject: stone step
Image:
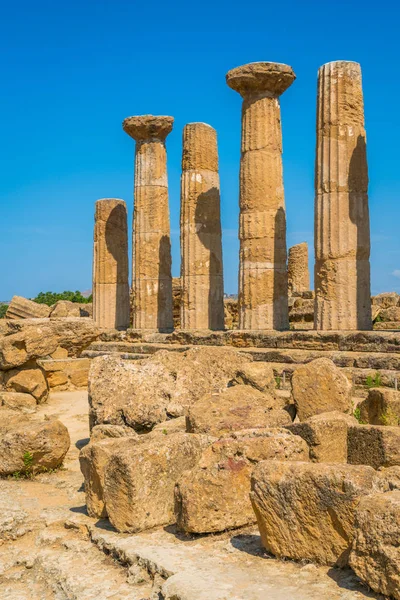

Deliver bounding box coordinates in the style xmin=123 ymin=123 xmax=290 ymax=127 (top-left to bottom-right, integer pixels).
xmin=81 ymin=349 xmax=150 ymax=361
xmin=89 ymin=524 xmax=378 ymax=600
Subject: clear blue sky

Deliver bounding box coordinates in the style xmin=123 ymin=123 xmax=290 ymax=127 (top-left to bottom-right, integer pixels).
xmin=1 ymin=0 xmax=399 ymax=300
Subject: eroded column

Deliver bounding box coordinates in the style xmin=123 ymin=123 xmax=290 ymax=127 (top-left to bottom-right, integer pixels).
xmin=226 ymin=62 xmax=295 ymax=330
xmin=93 ymin=199 xmax=130 ymax=329
xmin=180 ymin=123 xmax=224 ymax=330
xmin=288 ymin=242 xmax=310 ymax=293
xmin=315 ymin=61 xmax=371 ymax=330
xmin=123 ymin=115 xmax=173 ymax=331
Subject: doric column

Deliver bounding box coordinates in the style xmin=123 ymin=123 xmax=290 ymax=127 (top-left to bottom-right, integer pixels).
xmin=315 ymin=61 xmax=371 ymax=330
xmin=288 ymin=242 xmax=310 ymax=293
xmin=93 ymin=199 xmax=130 ymax=329
xmin=123 ymin=115 xmax=174 ymax=331
xmin=226 ymin=62 xmax=295 ymax=330
xmin=180 ymin=122 xmax=224 ymax=330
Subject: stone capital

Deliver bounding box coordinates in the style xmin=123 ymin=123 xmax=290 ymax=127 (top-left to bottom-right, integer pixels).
xmin=123 ymin=115 xmax=174 ymax=142
xmin=226 ymin=62 xmax=295 ymax=99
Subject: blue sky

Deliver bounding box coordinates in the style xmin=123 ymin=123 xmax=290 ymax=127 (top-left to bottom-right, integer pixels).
xmin=1 ymin=0 xmax=399 ymax=300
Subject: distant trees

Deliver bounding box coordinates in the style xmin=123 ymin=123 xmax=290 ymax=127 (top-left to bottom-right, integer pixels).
xmin=0 ymin=304 xmax=8 ymax=318
xmin=33 ymin=291 xmax=92 ymax=306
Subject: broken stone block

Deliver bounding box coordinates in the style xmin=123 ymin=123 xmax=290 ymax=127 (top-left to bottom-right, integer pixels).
xmin=291 ymin=358 xmax=352 ymax=421
xmin=349 ymin=491 xmax=400 ymax=599
xmin=231 ymin=362 xmax=277 ymax=394
xmin=250 ymin=461 xmax=379 ymax=566
xmin=286 ymin=411 xmax=357 ymax=463
xmin=103 ymin=433 xmax=210 ymax=533
xmin=175 ymin=428 xmax=308 ymax=534
xmin=359 ymin=388 xmax=400 ymax=426
xmin=348 ymin=424 xmax=400 ymax=468
xmin=4 ymin=367 xmax=49 ymax=403
xmin=5 ymin=296 xmax=51 ymax=319
xmin=186 ymin=385 xmax=290 ymax=436
xmin=0 ymin=391 xmax=37 ymax=412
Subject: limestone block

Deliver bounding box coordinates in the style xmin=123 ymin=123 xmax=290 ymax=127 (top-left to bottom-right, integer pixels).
xmin=180 ymin=123 xmax=224 ymax=330
xmin=288 ymin=242 xmax=310 ymax=293
xmin=92 ymin=199 xmax=130 ymax=330
xmin=231 ymin=362 xmax=276 ymax=394
xmin=0 ymin=415 xmax=70 ymax=476
xmin=175 ymin=428 xmax=309 ymax=534
xmin=291 ymin=358 xmax=352 ymax=421
xmin=5 ymin=296 xmax=51 ymax=319
xmin=186 ymin=385 xmax=290 ymax=436
xmin=103 ymin=433 xmax=210 ymax=532
xmin=5 ymin=367 xmax=48 ymax=403
xmin=372 ymin=292 xmax=400 ymax=309
xmin=358 ymin=387 xmax=400 ymax=425
xmin=38 ymin=358 xmax=90 ymax=391
xmin=123 ymin=115 xmax=174 ymax=331
xmin=348 ymin=424 xmax=400 ymax=468
xmin=315 ymin=61 xmax=371 ymax=330
xmin=49 ymin=301 xmax=81 ymax=318
xmin=226 ymin=62 xmax=295 ymax=330
xmin=250 ymin=461 xmax=379 ymax=566
xmin=0 ymin=391 xmax=37 ymax=412
xmin=349 ymin=491 xmax=400 ymax=599
xmin=286 ymin=411 xmax=357 ymax=463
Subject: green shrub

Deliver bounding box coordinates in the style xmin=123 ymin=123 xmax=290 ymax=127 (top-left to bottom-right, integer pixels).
xmin=0 ymin=304 xmax=8 ymax=318
xmin=33 ymin=291 xmax=92 ymax=306
xmin=366 ymin=372 xmax=382 ymax=388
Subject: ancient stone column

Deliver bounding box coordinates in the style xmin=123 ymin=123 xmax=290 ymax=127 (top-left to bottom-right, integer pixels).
xmin=92 ymin=199 xmax=130 ymax=329
xmin=180 ymin=122 xmax=224 ymax=330
xmin=288 ymin=242 xmax=310 ymax=293
xmin=226 ymin=62 xmax=295 ymax=330
xmin=315 ymin=61 xmax=371 ymax=330
xmin=123 ymin=115 xmax=174 ymax=331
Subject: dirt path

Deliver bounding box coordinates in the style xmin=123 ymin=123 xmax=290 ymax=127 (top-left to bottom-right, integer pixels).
xmin=0 ymin=391 xmax=383 ymax=600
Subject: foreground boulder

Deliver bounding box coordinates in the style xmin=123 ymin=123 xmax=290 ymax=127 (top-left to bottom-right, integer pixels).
xmin=4 ymin=367 xmax=48 ymax=402
xmin=291 ymin=358 xmax=352 ymax=421
xmin=5 ymin=296 xmax=51 ymax=319
xmin=359 ymin=388 xmax=400 ymax=426
xmin=286 ymin=411 xmax=357 ymax=463
xmin=175 ymin=429 xmax=309 ymax=534
xmin=89 ymin=347 xmax=253 ymax=431
xmin=349 ymin=491 xmax=400 ymax=599
xmin=186 ymin=385 xmax=290 ymax=436
xmin=231 ymin=362 xmax=277 ymax=394
xmin=103 ymin=432 xmax=211 ymax=532
xmin=0 ymin=391 xmax=36 ymax=413
xmin=250 ymin=461 xmax=379 ymax=566
xmin=90 ymin=424 xmax=138 ymax=442
xmin=348 ymin=424 xmax=400 ymax=468
xmin=0 ymin=415 xmax=70 ymax=475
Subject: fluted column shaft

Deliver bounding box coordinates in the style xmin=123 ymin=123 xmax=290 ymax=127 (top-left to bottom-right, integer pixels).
xmin=93 ymin=199 xmax=130 ymax=329
xmin=123 ymin=116 xmax=174 ymax=331
xmin=180 ymin=123 xmax=224 ymax=330
xmin=315 ymin=61 xmax=371 ymax=330
xmin=288 ymin=242 xmax=310 ymax=293
xmin=227 ymin=62 xmax=295 ymax=330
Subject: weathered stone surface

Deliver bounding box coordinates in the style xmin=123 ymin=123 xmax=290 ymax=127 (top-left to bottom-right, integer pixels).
xmin=377 ymin=466 xmax=400 ymax=491
xmin=250 ymin=461 xmax=379 ymax=566
xmin=104 ymin=433 xmax=210 ymax=532
xmin=38 ymin=358 xmax=90 ymax=391
xmin=5 ymin=296 xmax=51 ymax=319
xmin=123 ymin=115 xmax=174 ymax=331
xmin=349 ymin=491 xmax=400 ymax=599
xmin=315 ymin=61 xmax=371 ymax=330
xmin=152 ymin=416 xmax=186 ymax=435
xmin=89 ymin=347 xmax=252 ymax=430
xmin=224 ymin=298 xmax=238 ymax=329
xmin=186 ymin=385 xmax=290 ymax=436
xmin=172 ymin=277 xmax=181 ymax=329
xmin=180 ymin=123 xmax=224 ymax=330
xmin=0 ymin=325 xmax=58 ymax=370
xmin=359 ymin=387 xmax=400 ymax=425
xmin=175 ymin=428 xmax=309 ymax=534
xmin=226 ymin=62 xmax=295 ymax=330
xmin=49 ymin=301 xmax=81 ymax=318
xmin=286 ymin=411 xmax=357 ymax=462
xmin=291 ymin=358 xmax=352 ymax=421
xmin=90 ymin=424 xmax=139 ymax=442
xmin=232 ymin=362 xmax=276 ymax=394
xmin=4 ymin=367 xmax=48 ymax=402
xmin=0 ymin=416 xmax=70 ymax=476
xmin=79 ymin=437 xmax=132 ymax=517
xmin=92 ymin=199 xmax=130 ymax=330
xmin=348 ymin=424 xmax=400 ymax=468
xmin=379 ymin=306 xmax=400 ymax=323
xmin=288 ymin=243 xmax=310 ymax=293
xmin=0 ymin=391 xmax=36 ymax=412
xmin=372 ymin=292 xmax=400 ymax=309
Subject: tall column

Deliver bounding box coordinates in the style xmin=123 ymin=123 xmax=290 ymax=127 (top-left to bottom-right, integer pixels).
xmin=123 ymin=115 xmax=174 ymax=331
xmin=93 ymin=199 xmax=130 ymax=329
xmin=180 ymin=122 xmax=224 ymax=330
xmin=288 ymin=242 xmax=310 ymax=293
xmin=315 ymin=61 xmax=371 ymax=330
xmin=226 ymin=62 xmax=295 ymax=330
